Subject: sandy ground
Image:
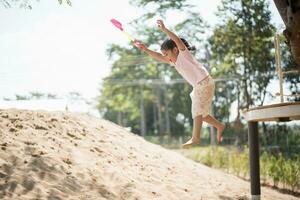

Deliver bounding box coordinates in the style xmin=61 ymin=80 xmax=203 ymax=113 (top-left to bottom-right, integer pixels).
xmin=0 ymin=108 xmax=298 ymax=200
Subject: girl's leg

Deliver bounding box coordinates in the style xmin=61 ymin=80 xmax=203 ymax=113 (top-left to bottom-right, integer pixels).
xmin=203 ymin=114 xmax=225 ymax=142
xmin=182 ymin=115 xmax=203 ymax=149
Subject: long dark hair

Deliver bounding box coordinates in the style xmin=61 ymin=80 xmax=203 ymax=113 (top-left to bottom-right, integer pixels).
xmin=160 ymin=38 xmax=196 ymax=51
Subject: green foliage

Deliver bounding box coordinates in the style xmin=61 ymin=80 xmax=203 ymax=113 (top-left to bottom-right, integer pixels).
xmin=279 ymin=37 xmax=300 ymax=102
xmin=15 ymin=94 xmax=29 ymax=100
xmin=129 ymin=0 xmax=192 ymax=17
xmin=29 ymin=91 xmax=45 ymax=99
xmin=209 ymin=0 xmax=276 ymax=111
xmin=57 ymin=0 xmax=71 ymax=6
xmin=260 ymin=151 xmax=269 ymax=183
xmin=259 ymin=124 xmax=300 ymax=155
xmin=199 ymin=147 xmax=214 ymax=167
xmin=1 ymin=0 xmax=71 ymax=9
xmin=213 ymin=147 xmax=229 ymax=169
xmin=185 ymin=146 xmax=300 ymax=193
xmin=285 ymin=157 xmax=300 ymax=191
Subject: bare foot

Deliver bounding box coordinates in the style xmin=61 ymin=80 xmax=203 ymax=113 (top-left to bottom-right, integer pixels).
xmin=217 ymin=124 xmax=225 ymax=143
xmin=181 ymin=137 xmax=200 ymax=149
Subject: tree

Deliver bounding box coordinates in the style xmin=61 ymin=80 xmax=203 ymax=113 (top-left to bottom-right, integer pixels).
xmin=15 ymin=94 xmax=29 ymax=100
xmin=1 ymin=0 xmax=71 ymax=9
xmin=209 ymin=0 xmax=276 ymax=111
xmin=29 ymin=91 xmax=45 ymax=99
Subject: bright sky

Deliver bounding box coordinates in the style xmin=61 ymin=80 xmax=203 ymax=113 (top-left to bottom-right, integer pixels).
xmin=0 ymin=0 xmax=283 ymax=103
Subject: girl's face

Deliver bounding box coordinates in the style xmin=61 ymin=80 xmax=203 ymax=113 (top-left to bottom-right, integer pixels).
xmin=161 ymin=47 xmax=179 ymax=63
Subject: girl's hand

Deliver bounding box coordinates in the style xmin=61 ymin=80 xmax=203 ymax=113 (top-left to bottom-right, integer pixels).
xmin=134 ymin=40 xmax=146 ymax=50
xmin=157 ymin=19 xmax=166 ymax=32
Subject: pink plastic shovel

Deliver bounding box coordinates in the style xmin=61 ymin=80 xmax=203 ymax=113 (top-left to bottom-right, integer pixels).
xmin=110 ymin=18 xmax=142 ymax=48
xmin=110 ymin=18 xmax=135 ymax=42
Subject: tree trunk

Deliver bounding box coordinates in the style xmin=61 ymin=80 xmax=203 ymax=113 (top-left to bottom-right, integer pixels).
xmin=163 ymin=87 xmax=171 ymax=139
xmin=140 ymin=87 xmax=146 ymax=137
xmin=274 ymin=0 xmax=300 ymax=71
xmin=156 ymin=87 xmax=164 ymax=142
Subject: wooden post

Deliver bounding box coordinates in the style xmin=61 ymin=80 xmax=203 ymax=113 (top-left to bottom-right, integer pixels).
xmin=248 ymin=121 xmax=261 ymax=200
xmin=274 ymin=34 xmax=284 ymax=103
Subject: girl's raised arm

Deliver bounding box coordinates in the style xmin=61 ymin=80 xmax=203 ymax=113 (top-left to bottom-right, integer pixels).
xmin=157 ymin=20 xmax=186 ymax=51
xmin=136 ymin=42 xmax=170 ymax=64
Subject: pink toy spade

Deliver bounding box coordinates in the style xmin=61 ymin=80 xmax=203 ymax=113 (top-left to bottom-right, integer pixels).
xmin=110 ymin=18 xmax=142 ymax=48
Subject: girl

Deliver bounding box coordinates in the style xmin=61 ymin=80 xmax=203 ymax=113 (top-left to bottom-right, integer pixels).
xmin=135 ymin=20 xmax=225 ymax=148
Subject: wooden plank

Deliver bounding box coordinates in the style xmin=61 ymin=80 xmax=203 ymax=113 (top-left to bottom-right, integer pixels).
xmin=243 ymin=102 xmax=300 ymax=122
xmin=245 ymin=102 xmax=300 ymax=112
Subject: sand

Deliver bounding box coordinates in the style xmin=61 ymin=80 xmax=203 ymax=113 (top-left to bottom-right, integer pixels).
xmin=0 ymin=108 xmax=298 ymax=200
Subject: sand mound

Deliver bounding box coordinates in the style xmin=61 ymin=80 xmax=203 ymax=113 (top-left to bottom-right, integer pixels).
xmin=0 ymin=109 xmax=297 ymax=200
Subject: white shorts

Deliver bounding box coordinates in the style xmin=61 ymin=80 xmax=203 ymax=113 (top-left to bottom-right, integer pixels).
xmin=189 ymin=75 xmax=215 ymax=119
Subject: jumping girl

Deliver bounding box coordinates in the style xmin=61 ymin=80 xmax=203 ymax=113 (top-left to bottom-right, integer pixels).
xmin=135 ymin=20 xmax=225 ymax=148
